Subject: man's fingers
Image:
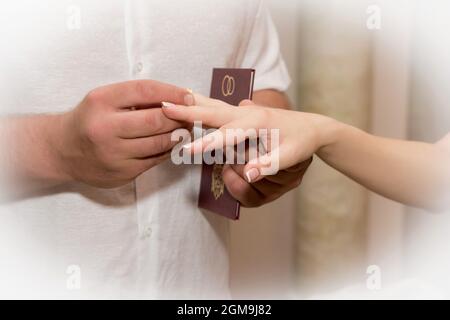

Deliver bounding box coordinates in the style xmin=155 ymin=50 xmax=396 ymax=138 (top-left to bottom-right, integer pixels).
xmin=263 ymin=169 xmax=305 ymax=185
xmin=228 ymin=164 xmax=247 ymax=180
xmin=222 ymin=164 xmax=264 ymax=207
xmin=93 ymin=80 xmax=193 ymax=109
xmin=261 ymin=158 xmax=312 ymax=185
xmin=121 ymin=132 xmax=177 ymax=159
xmin=283 ymin=157 xmax=313 ymax=173
xmin=114 ymin=108 xmax=185 ymax=138
xmin=134 ymin=152 xmax=171 ymax=173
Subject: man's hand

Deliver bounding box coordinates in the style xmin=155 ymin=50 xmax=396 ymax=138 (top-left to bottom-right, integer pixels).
xmin=1 ymin=80 xmax=193 ymax=192
xmin=222 ymin=159 xmax=312 ymax=207
xmin=58 ymin=80 xmax=194 ymax=188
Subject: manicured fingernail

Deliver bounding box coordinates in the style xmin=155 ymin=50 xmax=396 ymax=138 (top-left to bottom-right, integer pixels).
xmin=245 ymin=168 xmax=260 ymax=183
xmin=184 ymin=93 xmax=195 ymax=106
xmin=162 ymin=101 xmax=176 ymax=108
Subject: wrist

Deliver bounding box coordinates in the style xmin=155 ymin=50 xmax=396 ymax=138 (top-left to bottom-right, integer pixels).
xmin=45 ymin=113 xmax=75 ymax=183
xmin=314 ymin=116 xmax=354 ymax=162
xmin=306 ymin=113 xmax=344 ymax=153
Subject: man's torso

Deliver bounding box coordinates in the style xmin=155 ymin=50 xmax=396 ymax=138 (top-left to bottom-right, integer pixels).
xmin=0 ymin=0 xmax=261 ymax=299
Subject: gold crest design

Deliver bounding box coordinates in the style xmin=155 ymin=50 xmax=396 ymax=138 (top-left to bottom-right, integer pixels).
xmin=221 ymin=75 xmax=235 ymax=97
xmin=211 ymin=164 xmax=225 ymax=200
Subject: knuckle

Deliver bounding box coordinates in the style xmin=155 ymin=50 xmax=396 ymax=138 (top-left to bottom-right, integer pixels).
xmin=104 ymin=161 xmax=120 ymax=174
xmin=85 ymin=89 xmax=104 ymax=105
xmin=116 ymin=116 xmax=131 ymax=135
xmin=254 ymin=108 xmax=271 ymax=124
xmin=163 ymin=135 xmax=174 ymax=151
xmin=126 ymin=165 xmax=142 ymax=180
xmin=96 ymin=143 xmax=116 ymax=162
xmin=154 ymin=135 xmax=172 ymax=153
xmin=134 ymin=159 xmax=151 ymax=173
xmin=134 ymin=81 xmax=153 ymax=101
xmin=230 ymin=179 xmax=248 ymax=197
xmin=145 ymin=111 xmax=163 ymax=132
xmin=84 ymin=120 xmax=108 ymax=143
xmin=212 ymin=98 xmax=224 ymax=106
xmin=85 ymin=123 xmax=104 ymax=142
xmin=93 ymin=150 xmax=114 ymax=172
xmin=243 ymin=198 xmax=263 ymax=208
xmin=289 ymin=176 xmax=303 ymax=189
xmin=264 ymin=195 xmax=279 ymax=206
xmin=141 ymin=155 xmax=167 ymax=171
xmin=84 ymin=121 xmax=103 ymax=142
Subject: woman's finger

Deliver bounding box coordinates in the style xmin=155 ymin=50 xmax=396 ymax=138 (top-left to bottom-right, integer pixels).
xmin=222 ymin=164 xmax=265 ymax=207
xmin=243 ymin=143 xmax=301 ymax=183
xmin=193 ymin=93 xmax=232 ymax=108
xmin=183 ymin=118 xmax=258 ymax=155
xmin=161 ymin=102 xmax=240 ymax=128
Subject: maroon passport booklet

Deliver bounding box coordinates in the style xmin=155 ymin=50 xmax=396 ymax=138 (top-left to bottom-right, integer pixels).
xmin=198 ymin=68 xmax=256 ymax=220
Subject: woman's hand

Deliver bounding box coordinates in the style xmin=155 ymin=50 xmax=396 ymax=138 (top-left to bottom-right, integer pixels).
xmin=162 ymin=94 xmax=338 ymax=183
xmin=163 ymin=94 xmax=450 ymax=211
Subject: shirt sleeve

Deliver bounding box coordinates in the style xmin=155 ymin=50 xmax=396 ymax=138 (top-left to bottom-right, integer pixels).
xmin=240 ymin=1 xmax=291 ymax=92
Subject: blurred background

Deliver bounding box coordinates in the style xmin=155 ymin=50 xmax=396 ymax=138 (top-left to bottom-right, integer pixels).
xmin=230 ymin=0 xmax=450 ymax=299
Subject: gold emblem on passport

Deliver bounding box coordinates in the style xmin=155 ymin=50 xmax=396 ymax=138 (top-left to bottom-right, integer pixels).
xmin=221 ymin=75 xmax=235 ymax=97
xmin=211 ymin=164 xmax=225 ymax=200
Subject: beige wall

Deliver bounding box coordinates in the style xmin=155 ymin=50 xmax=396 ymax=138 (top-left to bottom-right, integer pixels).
xmin=230 ymin=0 xmax=373 ymax=298
xmin=231 ymin=0 xmax=450 ymax=298
xmin=367 ymin=0 xmax=411 ymax=285
xmin=294 ymin=0 xmax=372 ymax=295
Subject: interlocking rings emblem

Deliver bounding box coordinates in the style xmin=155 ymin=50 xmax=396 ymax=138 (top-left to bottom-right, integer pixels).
xmin=221 ymin=75 xmax=235 ymax=97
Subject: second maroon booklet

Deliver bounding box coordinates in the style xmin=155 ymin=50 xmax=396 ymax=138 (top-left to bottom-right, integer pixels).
xmin=197 ymin=68 xmax=256 ymax=220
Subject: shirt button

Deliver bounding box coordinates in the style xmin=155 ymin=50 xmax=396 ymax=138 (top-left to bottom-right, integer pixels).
xmin=141 ymin=225 xmax=152 ymax=239
xmin=135 ymin=62 xmax=144 ymax=73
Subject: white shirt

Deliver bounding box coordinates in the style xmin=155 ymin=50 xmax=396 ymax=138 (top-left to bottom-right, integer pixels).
xmin=0 ymin=0 xmax=290 ymax=299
